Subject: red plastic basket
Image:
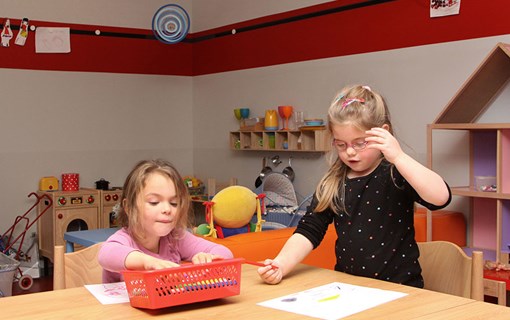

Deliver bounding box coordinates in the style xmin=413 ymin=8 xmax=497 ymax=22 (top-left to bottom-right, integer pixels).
xmin=122 ymin=258 xmax=243 ymax=309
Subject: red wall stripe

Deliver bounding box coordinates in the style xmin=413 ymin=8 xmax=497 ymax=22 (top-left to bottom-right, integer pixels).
xmin=1 ymin=1 xmax=509 ymax=76
xmin=192 ymin=0 xmax=510 ymax=75
xmin=0 ymin=20 xmax=192 ymax=75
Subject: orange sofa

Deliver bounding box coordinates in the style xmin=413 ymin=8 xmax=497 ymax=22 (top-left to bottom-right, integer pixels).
xmin=207 ymin=209 xmax=466 ymax=271
xmin=207 ymin=224 xmax=337 ymax=270
xmin=413 ymin=208 xmax=466 ymax=247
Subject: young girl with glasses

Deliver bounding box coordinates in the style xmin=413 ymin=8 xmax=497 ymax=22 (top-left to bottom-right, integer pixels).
xmin=98 ymin=159 xmax=233 ymax=283
xmin=257 ymin=85 xmax=451 ymax=288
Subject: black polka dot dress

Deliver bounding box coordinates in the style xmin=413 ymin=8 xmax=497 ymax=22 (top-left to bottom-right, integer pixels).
xmin=295 ymin=160 xmax=451 ymax=288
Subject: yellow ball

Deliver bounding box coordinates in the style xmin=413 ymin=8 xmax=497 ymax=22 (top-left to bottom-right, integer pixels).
xmin=212 ymin=186 xmax=257 ymax=228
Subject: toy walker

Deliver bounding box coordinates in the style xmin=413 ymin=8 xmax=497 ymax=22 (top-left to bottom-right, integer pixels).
xmin=1 ymin=192 xmax=53 ymax=290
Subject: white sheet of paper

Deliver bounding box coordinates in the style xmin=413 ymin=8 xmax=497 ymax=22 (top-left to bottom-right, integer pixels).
xmin=258 ymin=282 xmax=407 ymax=320
xmin=35 ymin=27 xmax=71 ymax=53
xmin=430 ymin=0 xmax=461 ymax=18
xmin=85 ymin=282 xmax=130 ymax=305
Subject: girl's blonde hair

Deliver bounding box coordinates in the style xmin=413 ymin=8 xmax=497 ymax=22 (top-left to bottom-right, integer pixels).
xmin=117 ymin=159 xmax=191 ymax=243
xmin=314 ymin=85 xmax=393 ymax=214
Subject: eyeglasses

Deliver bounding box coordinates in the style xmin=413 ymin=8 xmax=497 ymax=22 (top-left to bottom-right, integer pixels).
xmin=332 ymin=139 xmax=368 ymax=151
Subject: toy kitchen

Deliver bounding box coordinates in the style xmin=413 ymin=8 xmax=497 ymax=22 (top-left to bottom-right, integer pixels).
xmin=37 ymin=175 xmax=122 ymax=262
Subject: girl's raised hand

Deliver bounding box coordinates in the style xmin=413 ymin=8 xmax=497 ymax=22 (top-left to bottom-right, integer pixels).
xmin=257 ymin=259 xmax=283 ymax=285
xmin=365 ymin=127 xmax=403 ymax=164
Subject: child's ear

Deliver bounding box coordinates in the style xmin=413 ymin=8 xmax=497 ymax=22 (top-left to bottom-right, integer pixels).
xmin=382 ymin=124 xmax=390 ymax=131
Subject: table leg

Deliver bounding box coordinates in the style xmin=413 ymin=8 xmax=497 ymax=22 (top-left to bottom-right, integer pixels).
xmin=65 ymin=241 xmax=74 ymax=253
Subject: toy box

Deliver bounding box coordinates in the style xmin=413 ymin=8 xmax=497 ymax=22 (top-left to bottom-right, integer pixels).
xmin=39 ymin=176 xmax=59 ymax=191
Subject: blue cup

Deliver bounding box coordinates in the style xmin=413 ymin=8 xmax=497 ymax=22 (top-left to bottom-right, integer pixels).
xmin=240 ymin=108 xmax=250 ymax=119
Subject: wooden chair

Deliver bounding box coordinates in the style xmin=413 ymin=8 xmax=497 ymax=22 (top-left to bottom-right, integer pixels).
xmin=53 ymin=243 xmax=103 ymax=290
xmin=417 ymin=241 xmax=484 ymax=300
xmin=418 ymin=241 xmax=507 ymax=305
xmin=207 ymin=177 xmax=238 ymax=198
xmin=484 ymin=277 xmax=507 ymax=306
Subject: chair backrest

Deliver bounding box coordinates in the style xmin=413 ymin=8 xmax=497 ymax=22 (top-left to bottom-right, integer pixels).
xmin=53 ymin=243 xmax=103 ymax=290
xmin=417 ymin=241 xmax=483 ymax=300
xmin=207 ymin=177 xmax=237 ymax=198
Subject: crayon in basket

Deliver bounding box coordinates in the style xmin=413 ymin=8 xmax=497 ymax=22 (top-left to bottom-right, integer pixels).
xmin=123 ymin=258 xmax=244 ymax=309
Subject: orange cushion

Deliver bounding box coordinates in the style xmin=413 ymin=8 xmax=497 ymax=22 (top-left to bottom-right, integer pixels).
xmin=204 ymin=208 xmax=466 ymax=271
xmin=206 ymin=224 xmax=337 ymax=270
xmin=414 ymin=208 xmax=466 ymax=247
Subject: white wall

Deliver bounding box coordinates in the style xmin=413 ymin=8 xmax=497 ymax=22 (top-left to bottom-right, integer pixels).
xmin=1 ymin=1 xmax=510 ymax=234
xmin=0 ymin=69 xmax=193 ymax=232
xmin=1 ymin=0 xmax=331 ymax=32
xmin=0 ymin=0 xmax=333 ymax=235
xmin=0 ymin=0 xmax=189 ymax=30
xmin=190 ymin=0 xmax=331 ymax=32
xmin=192 ymin=35 xmax=510 ymax=209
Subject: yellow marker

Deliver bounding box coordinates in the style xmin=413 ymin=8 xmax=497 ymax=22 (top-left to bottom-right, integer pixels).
xmin=317 ymin=294 xmax=340 ymax=302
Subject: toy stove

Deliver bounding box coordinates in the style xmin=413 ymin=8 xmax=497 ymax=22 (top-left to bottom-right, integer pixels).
xmin=37 ymin=188 xmax=100 ymax=262
xmin=100 ymin=188 xmax=122 ymax=228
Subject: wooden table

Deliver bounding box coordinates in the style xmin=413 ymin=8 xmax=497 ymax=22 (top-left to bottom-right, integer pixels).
xmin=2 ymin=264 xmax=510 ymax=319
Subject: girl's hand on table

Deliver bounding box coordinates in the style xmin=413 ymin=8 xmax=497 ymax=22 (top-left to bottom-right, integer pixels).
xmin=143 ymin=256 xmax=180 ymax=270
xmin=191 ymin=252 xmax=224 ymax=264
xmin=257 ymin=259 xmax=283 ymax=285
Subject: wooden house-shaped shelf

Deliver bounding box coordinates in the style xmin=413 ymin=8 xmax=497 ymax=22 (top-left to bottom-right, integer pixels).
xmin=427 ymin=42 xmax=510 ymax=264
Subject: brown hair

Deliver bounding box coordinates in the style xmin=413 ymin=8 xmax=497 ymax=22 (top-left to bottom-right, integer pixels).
xmin=314 ymin=85 xmax=393 ymax=214
xmin=117 ymin=159 xmax=191 ymax=243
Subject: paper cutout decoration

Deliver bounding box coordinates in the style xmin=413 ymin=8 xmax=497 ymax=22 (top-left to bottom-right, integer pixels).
xmin=15 ymin=18 xmax=29 ymax=46
xmin=1 ymin=18 xmax=13 ymax=47
xmin=35 ymin=27 xmax=71 ymax=53
xmin=152 ymin=4 xmax=190 ymax=44
xmin=430 ymin=0 xmax=461 ymax=18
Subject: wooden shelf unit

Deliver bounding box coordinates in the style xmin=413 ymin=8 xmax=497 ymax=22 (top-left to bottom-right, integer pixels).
xmin=427 ymin=43 xmax=510 ymax=264
xmin=428 ymin=124 xmax=510 ymax=263
xmin=230 ymin=129 xmax=330 ymax=152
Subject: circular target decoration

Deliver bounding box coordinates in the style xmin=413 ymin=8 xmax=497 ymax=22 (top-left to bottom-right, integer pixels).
xmin=152 ymin=4 xmax=190 ymax=44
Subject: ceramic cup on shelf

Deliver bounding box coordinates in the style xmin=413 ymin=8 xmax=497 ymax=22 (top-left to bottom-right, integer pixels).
xmin=264 ymin=110 xmax=278 ymax=131
xmin=240 ymin=108 xmax=250 ymax=128
xmin=234 ymin=108 xmax=242 ymax=128
xmin=240 ymin=108 xmax=250 ymax=119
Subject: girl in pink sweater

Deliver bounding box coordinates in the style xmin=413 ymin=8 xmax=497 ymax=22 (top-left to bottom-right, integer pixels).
xmin=98 ymin=159 xmax=233 ymax=283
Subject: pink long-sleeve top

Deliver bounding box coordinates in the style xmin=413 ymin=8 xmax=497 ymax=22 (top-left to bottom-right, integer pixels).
xmin=98 ymin=227 xmax=233 ymax=283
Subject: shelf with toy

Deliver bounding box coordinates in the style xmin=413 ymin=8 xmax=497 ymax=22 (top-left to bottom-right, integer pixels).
xmin=229 ymin=128 xmax=330 ymax=152
xmin=426 ymin=43 xmax=510 ymax=266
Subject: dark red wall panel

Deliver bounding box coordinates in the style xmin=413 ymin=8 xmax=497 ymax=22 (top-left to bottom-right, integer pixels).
xmin=192 ymin=1 xmax=510 ymax=75
xmin=1 ymin=1 xmax=509 ymax=76
xmin=0 ymin=20 xmax=192 ymax=75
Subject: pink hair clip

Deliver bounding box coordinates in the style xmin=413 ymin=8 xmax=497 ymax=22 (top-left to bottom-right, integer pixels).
xmin=341 ymin=98 xmax=365 ymax=109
